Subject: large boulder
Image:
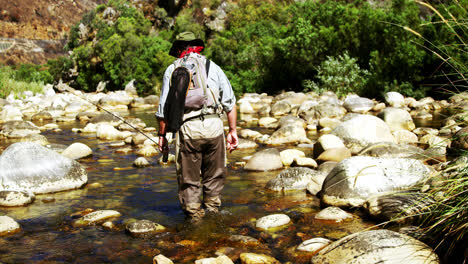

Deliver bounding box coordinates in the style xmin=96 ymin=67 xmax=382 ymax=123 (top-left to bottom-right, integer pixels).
xmin=270 ymin=100 xmax=291 ymax=116
xmin=384 ymin=91 xmax=405 ymax=107
xmin=320 ymin=156 xmax=431 ymax=207
xmin=331 ymin=115 xmax=396 ymax=153
xmin=311 ymin=230 xmax=439 ymax=264
xmin=61 ymin=142 xmax=93 ymax=160
xmin=358 ymin=142 xmax=425 ymax=159
xmin=266 ymin=167 xmax=320 ymax=191
xmin=299 ymin=102 xmax=346 ymax=121
xmin=0 ymin=142 xmax=88 ymax=194
xmin=378 ymin=107 xmax=415 ymax=132
xmin=244 ymin=148 xmax=283 ymax=171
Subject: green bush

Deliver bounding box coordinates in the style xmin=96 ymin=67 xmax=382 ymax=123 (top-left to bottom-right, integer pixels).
xmin=303 ymin=52 xmax=369 ymax=98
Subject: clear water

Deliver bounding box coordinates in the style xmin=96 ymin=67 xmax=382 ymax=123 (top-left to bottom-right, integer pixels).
xmin=0 ymin=110 xmax=378 ymax=263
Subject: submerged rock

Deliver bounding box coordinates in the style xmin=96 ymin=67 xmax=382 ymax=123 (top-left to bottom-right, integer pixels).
xmin=256 ymin=214 xmax=291 ymax=231
xmin=74 ymin=210 xmax=121 ymax=227
xmin=0 ymin=190 xmax=35 ymax=207
xmin=310 ymin=230 xmax=439 ymax=264
xmin=0 ymin=142 xmax=88 ymax=194
xmin=320 ymin=156 xmax=430 ymax=207
xmin=240 ymin=253 xmax=280 ymax=264
xmin=126 ymin=219 xmax=165 ymax=237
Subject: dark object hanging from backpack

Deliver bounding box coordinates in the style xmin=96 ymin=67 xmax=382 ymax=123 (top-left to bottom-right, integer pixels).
xmin=164 ymin=58 xmax=211 ymax=133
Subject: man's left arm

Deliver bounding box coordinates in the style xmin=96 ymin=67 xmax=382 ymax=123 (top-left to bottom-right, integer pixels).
xmin=226 ymin=105 xmax=238 ymax=152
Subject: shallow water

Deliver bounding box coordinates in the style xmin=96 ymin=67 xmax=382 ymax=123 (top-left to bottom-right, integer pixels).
xmin=1 ymin=110 xmax=379 ymax=263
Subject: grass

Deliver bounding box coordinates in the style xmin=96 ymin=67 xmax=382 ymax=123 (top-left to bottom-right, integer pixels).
xmin=0 ymin=66 xmax=45 ymax=99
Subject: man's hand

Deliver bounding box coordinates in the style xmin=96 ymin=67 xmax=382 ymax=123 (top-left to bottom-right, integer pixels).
xmin=226 ymin=130 xmax=238 ymax=153
xmin=158 ymin=135 xmax=168 ymax=153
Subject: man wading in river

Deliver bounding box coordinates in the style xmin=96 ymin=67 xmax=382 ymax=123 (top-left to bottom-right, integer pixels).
xmin=156 ymin=32 xmax=238 ymax=223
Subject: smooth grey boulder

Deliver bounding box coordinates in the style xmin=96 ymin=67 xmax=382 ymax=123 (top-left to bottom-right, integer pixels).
xmin=0 ymin=120 xmax=40 ymax=138
xmin=0 ymin=142 xmax=88 ymax=194
xmin=315 ymin=206 xmax=353 ymax=222
xmin=331 ymin=115 xmax=396 ymax=154
xmin=266 ymin=167 xmax=319 ymax=191
xmin=0 ymin=190 xmax=35 ymax=207
xmin=311 ymin=230 xmax=439 ymax=264
xmin=271 ymin=100 xmax=291 ymax=116
xmin=378 ymin=107 xmax=415 ymax=132
xmin=343 ymin=95 xmax=374 ymax=114
xmin=256 ymin=214 xmax=291 ymax=230
xmin=88 ymin=112 xmax=122 ymax=125
xmin=320 ymin=156 xmax=431 ymax=207
xmin=299 ymin=102 xmax=346 ymax=121
xmin=31 ymin=111 xmax=54 ymax=121
xmin=244 ymin=148 xmax=283 ymax=171
xmin=237 ymin=138 xmax=258 ymax=149
xmin=364 ymin=192 xmax=434 ymax=224
xmin=61 ymin=142 xmax=93 ymax=160
xmin=278 ymin=115 xmax=306 ymax=128
xmin=358 ymin=142 xmax=425 ymax=159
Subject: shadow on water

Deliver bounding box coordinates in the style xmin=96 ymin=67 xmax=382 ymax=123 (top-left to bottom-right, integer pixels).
xmin=0 ymin=109 xmax=378 ymax=263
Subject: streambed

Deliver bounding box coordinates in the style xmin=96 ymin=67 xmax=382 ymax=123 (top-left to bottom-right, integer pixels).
xmin=0 ymin=109 xmax=444 ymax=263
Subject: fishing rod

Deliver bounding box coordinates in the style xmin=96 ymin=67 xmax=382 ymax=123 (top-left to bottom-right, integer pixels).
xmin=60 ymin=85 xmax=162 ymax=148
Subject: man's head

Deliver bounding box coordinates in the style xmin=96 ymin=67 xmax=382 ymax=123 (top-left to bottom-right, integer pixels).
xmin=169 ymin=31 xmax=205 ymax=57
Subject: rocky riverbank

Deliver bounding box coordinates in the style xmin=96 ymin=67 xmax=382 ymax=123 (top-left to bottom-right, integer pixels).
xmin=0 ymin=83 xmax=466 ymax=263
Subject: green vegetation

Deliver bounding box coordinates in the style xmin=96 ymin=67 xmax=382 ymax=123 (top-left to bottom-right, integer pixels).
xmin=0 ymin=0 xmax=465 ymax=99
xmin=0 ymin=66 xmax=46 ymax=98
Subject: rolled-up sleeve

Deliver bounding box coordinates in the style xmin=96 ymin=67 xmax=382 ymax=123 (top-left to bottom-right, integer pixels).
xmin=156 ymin=64 xmax=175 ymax=119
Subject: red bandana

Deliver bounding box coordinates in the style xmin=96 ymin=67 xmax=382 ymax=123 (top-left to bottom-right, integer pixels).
xmin=179 ymin=46 xmax=204 ymax=58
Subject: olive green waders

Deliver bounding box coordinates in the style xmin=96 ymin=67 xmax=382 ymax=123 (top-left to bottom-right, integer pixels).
xmin=175 ymin=116 xmax=226 ymax=221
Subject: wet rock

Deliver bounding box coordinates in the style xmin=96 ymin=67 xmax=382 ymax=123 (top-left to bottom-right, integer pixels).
xmin=420 ymin=135 xmax=450 ymax=149
xmin=378 ymin=107 xmax=415 ymax=132
xmin=228 ymin=235 xmax=260 ymax=246
xmin=0 ymin=216 xmax=20 ymax=235
xmin=126 ymin=219 xmax=165 ymax=237
xmin=392 ymin=129 xmax=418 ymax=144
xmin=320 ymin=156 xmax=431 ymax=207
xmin=89 ymin=112 xmax=122 ymax=125
xmin=0 ymin=120 xmax=40 ymax=138
xmin=239 ymin=129 xmax=263 ymax=141
xmin=310 ymin=230 xmax=439 ymax=264
xmin=98 ymin=91 xmax=132 ymax=107
xmin=256 ymin=214 xmax=291 ymax=231
xmin=266 ymin=167 xmax=319 ymax=191
xmin=296 ymin=237 xmax=331 ymax=252
xmin=343 ymin=95 xmax=374 ymax=114
xmin=314 ymin=206 xmax=353 ymax=222
xmin=358 ymin=142 xmax=425 ymax=159
xmin=74 ymin=210 xmax=121 ymax=227
xmin=318 ymin=117 xmax=341 ymax=130
xmin=299 ymin=102 xmax=346 ymax=121
xmin=305 ymin=171 xmax=328 ymax=196
xmin=237 ymin=139 xmax=258 ymax=149
xmin=0 ymin=142 xmax=88 ymax=194
xmin=331 ymin=115 xmax=396 ymax=154
xmin=31 ymin=111 xmax=53 ymax=121
xmin=364 ymin=192 xmax=434 ymax=224
xmin=0 ymin=190 xmax=35 ymax=207
xmin=76 ymin=111 xmax=99 ymax=122
xmin=244 ymin=148 xmax=283 ymax=171
xmin=316 ymin=147 xmax=351 ymax=163
xmin=317 ymin=161 xmax=337 ymax=174
xmin=413 ymin=127 xmax=439 ymax=136
xmin=19 ymin=134 xmax=49 ymax=146
xmin=195 ymin=255 xmax=234 ymax=264
xmin=280 ymin=149 xmax=305 ymax=166
xmin=384 ymin=91 xmax=405 ymax=107
xmin=61 ymin=142 xmax=93 ymax=160
xmin=118 ymin=117 xmax=146 ymax=131
xmin=266 ymin=125 xmax=311 ymax=145
xmin=134 ymin=157 xmax=150 ymax=167
xmin=153 ymin=254 xmax=174 ymax=264
xmin=239 ymin=253 xmax=280 ymax=264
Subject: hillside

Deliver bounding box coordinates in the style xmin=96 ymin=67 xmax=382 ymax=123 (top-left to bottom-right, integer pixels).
xmin=0 ymin=0 xmax=106 ymax=65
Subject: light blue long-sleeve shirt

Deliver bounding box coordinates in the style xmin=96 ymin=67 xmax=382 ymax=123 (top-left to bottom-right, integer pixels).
xmin=156 ymin=54 xmax=236 ymax=119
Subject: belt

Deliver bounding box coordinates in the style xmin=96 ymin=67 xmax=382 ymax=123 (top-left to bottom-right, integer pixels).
xmin=182 ymin=113 xmax=220 ymax=124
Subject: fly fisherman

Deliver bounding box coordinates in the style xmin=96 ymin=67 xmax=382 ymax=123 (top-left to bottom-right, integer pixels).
xmin=156 ymin=32 xmax=238 ymax=223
